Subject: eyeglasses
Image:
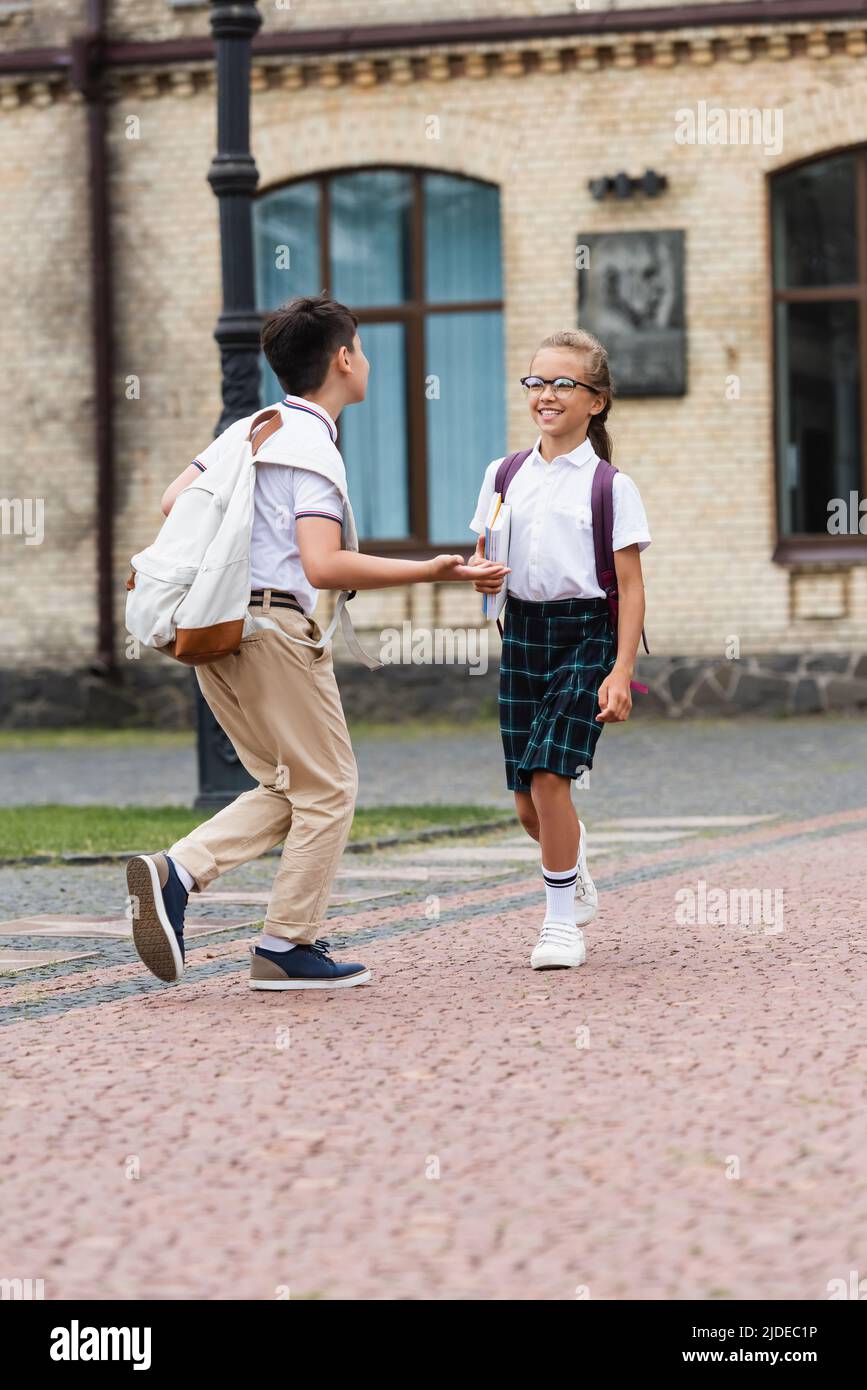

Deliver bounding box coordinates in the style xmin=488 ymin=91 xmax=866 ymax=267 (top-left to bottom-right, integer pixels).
xmin=520 ymin=375 xmax=596 ymax=399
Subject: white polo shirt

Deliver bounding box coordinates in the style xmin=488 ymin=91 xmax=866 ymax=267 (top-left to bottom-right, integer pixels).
xmin=192 ymin=394 xmax=345 ymax=615
xmin=469 ymin=436 xmax=651 ymax=602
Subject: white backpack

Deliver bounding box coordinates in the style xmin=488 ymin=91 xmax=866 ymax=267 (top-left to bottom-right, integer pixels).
xmin=125 ymin=407 xmax=381 ymax=669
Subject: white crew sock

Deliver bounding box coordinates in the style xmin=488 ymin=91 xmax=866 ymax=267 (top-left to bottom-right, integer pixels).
xmin=542 ymin=862 xmax=579 ymax=925
xmin=168 ymin=856 xmax=195 ymax=894
xmin=258 ymin=933 xmax=296 ymax=953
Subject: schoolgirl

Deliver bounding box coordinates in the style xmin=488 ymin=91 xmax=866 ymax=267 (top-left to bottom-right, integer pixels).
xmin=470 ymin=329 xmax=651 ymax=970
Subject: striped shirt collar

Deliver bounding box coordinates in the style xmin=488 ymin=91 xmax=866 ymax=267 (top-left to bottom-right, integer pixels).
xmin=282 ymin=394 xmax=338 ymax=443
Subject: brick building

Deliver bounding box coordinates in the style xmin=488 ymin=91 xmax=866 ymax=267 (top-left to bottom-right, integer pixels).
xmin=2 ymin=0 xmax=867 ymax=723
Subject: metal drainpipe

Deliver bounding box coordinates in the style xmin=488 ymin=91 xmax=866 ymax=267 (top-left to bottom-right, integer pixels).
xmin=71 ymin=0 xmax=116 ymax=673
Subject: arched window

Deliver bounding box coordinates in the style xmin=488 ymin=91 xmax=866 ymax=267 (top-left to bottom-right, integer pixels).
xmin=772 ymin=150 xmax=867 ymax=553
xmin=255 ymin=168 xmax=505 ymax=549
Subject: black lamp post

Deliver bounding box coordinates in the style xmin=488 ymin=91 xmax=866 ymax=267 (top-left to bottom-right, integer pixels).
xmin=194 ymin=0 xmax=263 ymax=809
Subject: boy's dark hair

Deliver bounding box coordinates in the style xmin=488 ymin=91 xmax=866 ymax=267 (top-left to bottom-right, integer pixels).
xmin=261 ymin=292 xmax=359 ymax=397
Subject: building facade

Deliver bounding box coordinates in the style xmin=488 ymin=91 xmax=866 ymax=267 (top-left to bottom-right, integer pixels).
xmin=2 ymin=1 xmax=867 ymax=723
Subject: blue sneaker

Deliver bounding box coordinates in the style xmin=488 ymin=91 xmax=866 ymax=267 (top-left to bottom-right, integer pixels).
xmin=126 ymin=852 xmax=188 ymax=983
xmin=248 ymin=939 xmax=370 ymax=991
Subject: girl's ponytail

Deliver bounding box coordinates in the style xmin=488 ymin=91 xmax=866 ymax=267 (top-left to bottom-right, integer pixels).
xmin=587 ymin=406 xmax=613 ymax=466
xmin=535 ymin=329 xmax=615 ymax=463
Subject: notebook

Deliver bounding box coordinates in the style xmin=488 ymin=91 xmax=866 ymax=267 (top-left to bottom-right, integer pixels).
xmin=482 ymin=492 xmax=511 ymax=622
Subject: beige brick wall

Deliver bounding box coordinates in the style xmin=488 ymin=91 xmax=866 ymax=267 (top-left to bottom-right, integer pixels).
xmin=0 ymin=1 xmax=768 ymax=53
xmin=2 ymin=14 xmax=867 ymax=671
xmin=102 ymin=0 xmax=740 ymax=43
xmin=109 ymin=83 xmax=221 ymax=642
xmin=0 ymin=95 xmax=97 ymax=666
xmin=0 ymin=1 xmax=76 ymax=49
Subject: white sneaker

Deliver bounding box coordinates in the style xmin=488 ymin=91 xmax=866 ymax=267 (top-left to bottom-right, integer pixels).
xmin=575 ymin=818 xmax=598 ymax=927
xmin=531 ymin=920 xmax=586 ymax=970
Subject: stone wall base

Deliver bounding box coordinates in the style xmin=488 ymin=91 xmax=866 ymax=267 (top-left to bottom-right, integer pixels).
xmin=1 ymin=653 xmax=866 ymax=730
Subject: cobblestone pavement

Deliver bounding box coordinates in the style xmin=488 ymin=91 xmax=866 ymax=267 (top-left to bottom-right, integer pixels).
xmin=1 ymin=794 xmax=866 ymax=1299
xmin=2 ymin=714 xmax=866 ymax=813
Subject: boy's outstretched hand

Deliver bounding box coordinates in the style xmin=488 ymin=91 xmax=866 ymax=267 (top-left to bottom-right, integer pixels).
xmin=430 ymin=549 xmax=510 ymax=590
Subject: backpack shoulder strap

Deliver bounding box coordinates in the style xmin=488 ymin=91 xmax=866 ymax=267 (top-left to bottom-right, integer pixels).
xmin=591 ymin=458 xmax=618 ymax=593
xmin=248 ymin=408 xmax=283 ymax=456
xmin=494 ymin=449 xmax=533 ymax=501
xmin=592 ymin=459 xmax=651 ymax=656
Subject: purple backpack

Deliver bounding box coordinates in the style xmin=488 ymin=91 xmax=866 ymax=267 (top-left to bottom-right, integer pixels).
xmin=493 ymin=450 xmax=649 ymax=694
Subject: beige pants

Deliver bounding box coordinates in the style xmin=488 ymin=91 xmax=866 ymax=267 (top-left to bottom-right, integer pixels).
xmin=167 ymin=606 xmax=358 ymax=943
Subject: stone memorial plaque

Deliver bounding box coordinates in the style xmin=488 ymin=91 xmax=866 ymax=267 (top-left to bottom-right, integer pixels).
xmin=577 ymin=229 xmax=686 ymax=396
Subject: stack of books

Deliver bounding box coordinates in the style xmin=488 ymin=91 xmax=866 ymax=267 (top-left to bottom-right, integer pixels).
xmin=482 ymin=492 xmax=511 ymax=622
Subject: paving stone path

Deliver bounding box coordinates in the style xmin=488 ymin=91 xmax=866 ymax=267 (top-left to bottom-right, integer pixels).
xmin=2 ymin=804 xmax=865 ymax=1300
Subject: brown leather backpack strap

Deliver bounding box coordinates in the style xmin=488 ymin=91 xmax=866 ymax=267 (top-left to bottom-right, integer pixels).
xmin=248 ymin=408 xmax=283 ymax=456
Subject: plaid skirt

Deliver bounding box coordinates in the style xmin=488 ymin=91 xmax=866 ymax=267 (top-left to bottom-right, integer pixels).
xmin=499 ymin=595 xmax=616 ymax=793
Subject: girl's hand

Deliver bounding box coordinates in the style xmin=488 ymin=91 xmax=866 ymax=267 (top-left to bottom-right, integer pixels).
xmin=596 ymin=669 xmax=633 ymax=723
xmin=467 ymin=535 xmax=507 ymax=594
xmin=428 ymin=552 xmax=510 ymax=586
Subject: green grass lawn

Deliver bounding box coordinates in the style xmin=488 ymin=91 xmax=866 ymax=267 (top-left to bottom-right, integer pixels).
xmin=0 ymin=728 xmax=194 ymax=751
xmin=0 ymin=804 xmax=510 ymax=859
xmin=0 ymin=718 xmax=500 ymax=753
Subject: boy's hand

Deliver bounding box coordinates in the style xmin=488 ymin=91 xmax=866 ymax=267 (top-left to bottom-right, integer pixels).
xmin=468 ymin=535 xmax=487 ymax=565
xmin=596 ymin=668 xmax=633 ymax=723
xmin=428 ymin=551 xmax=509 ymax=587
